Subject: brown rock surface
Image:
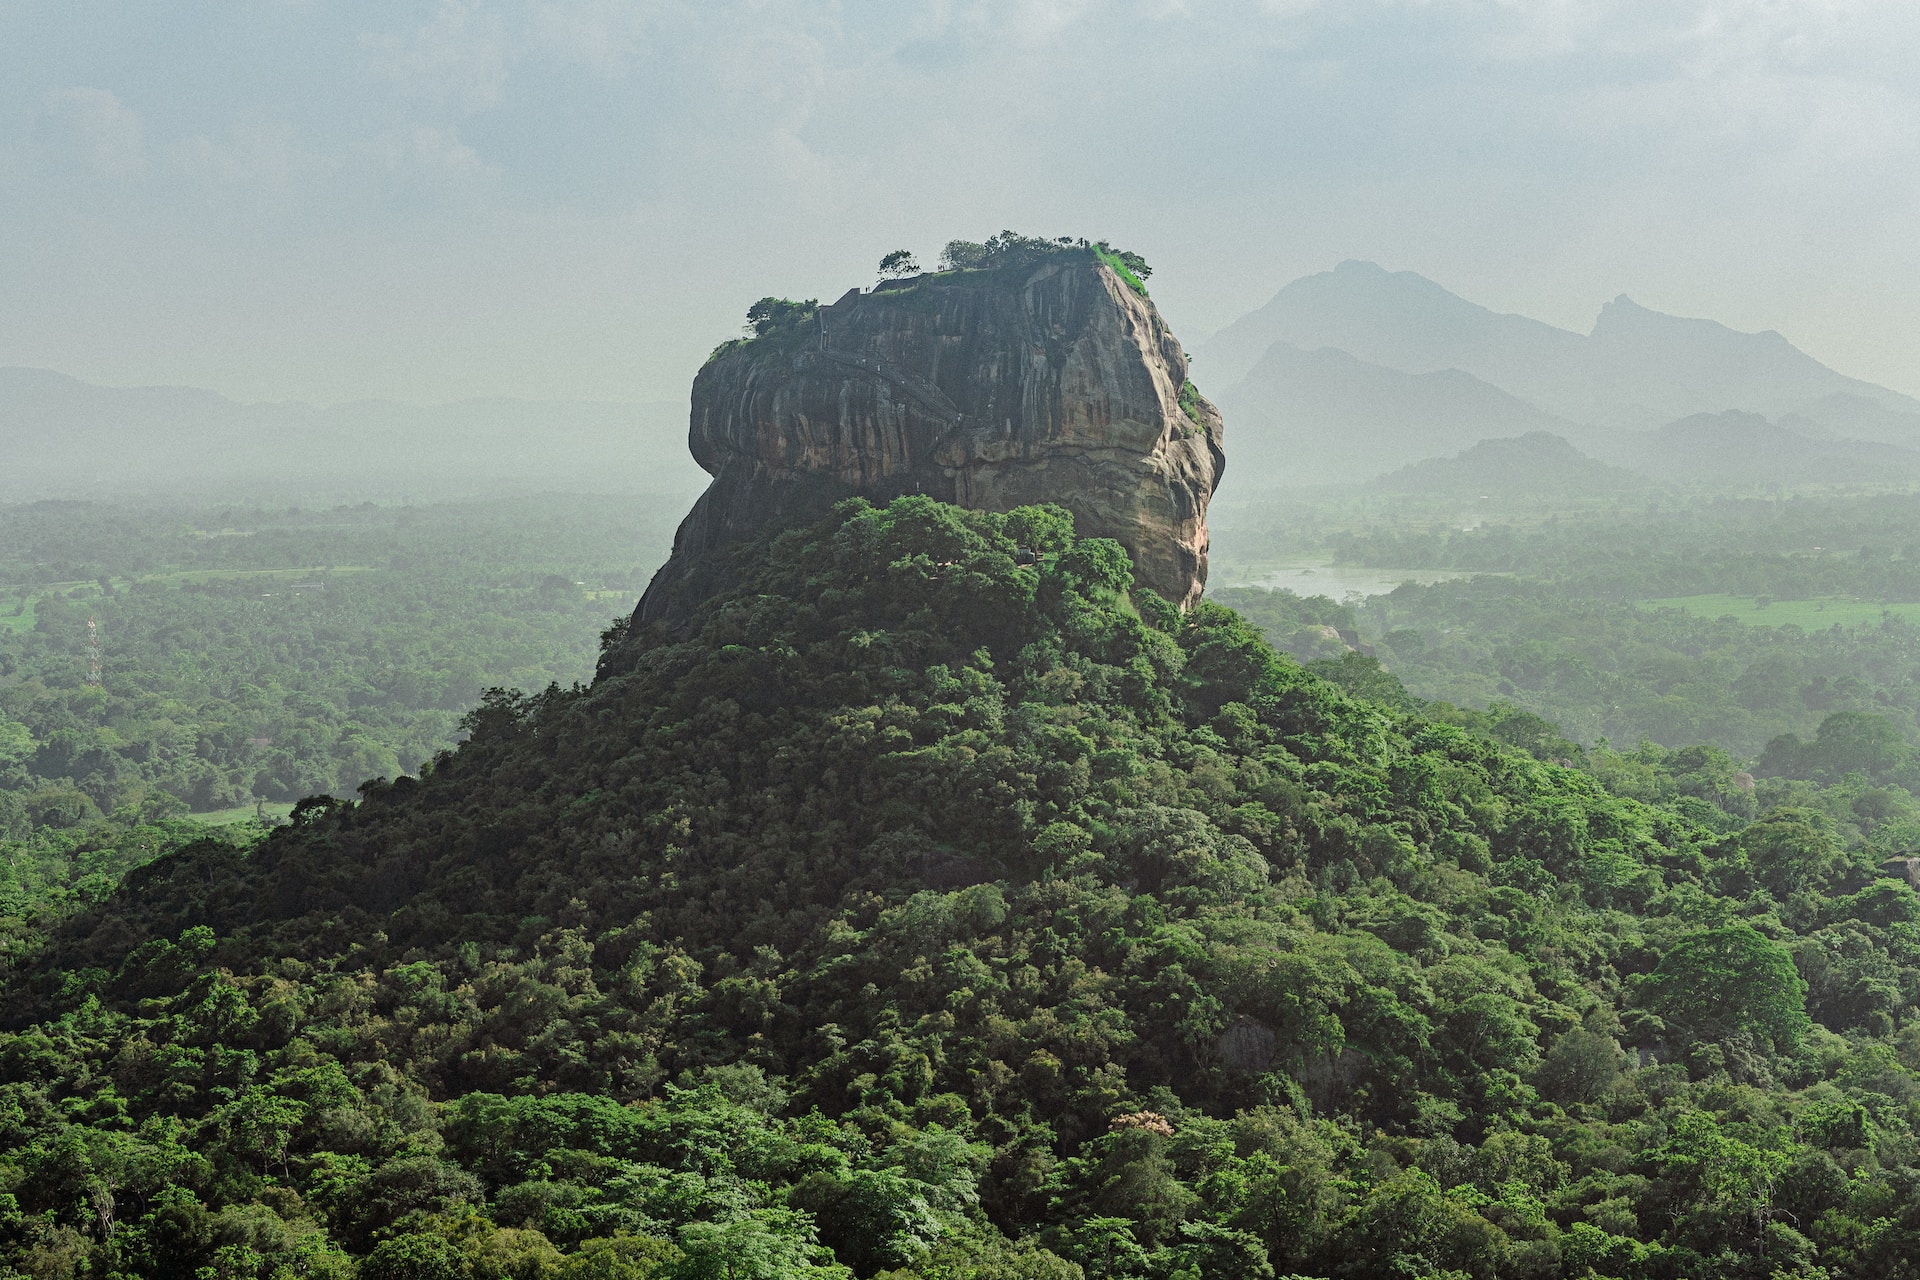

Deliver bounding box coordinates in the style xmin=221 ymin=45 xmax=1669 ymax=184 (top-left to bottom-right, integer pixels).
xmin=1883 ymin=857 xmax=1920 ymax=891
xmin=637 ymin=254 xmax=1224 ymax=622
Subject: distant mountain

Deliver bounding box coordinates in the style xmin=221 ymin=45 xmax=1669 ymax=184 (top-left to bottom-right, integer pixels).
xmin=1619 ymin=410 xmax=1920 ymax=487
xmin=1213 ymin=342 xmax=1578 ymax=488
xmin=1576 ymin=296 xmax=1919 ymax=429
xmin=1201 ymin=260 xmax=1582 ymax=399
xmin=0 ymin=367 xmax=704 ymax=502
xmin=1784 ymin=392 xmax=1920 ymax=448
xmin=1201 ymin=261 xmax=1920 ymax=431
xmin=1373 ymin=431 xmax=1647 ymax=496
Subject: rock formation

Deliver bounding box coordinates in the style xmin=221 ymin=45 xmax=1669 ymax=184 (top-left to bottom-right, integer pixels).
xmin=637 ymin=250 xmax=1225 ymax=622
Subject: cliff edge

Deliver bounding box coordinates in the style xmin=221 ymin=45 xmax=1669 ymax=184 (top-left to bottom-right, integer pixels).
xmin=637 ymin=244 xmax=1225 ymax=621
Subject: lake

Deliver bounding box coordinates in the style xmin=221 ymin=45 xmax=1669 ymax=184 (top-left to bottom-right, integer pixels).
xmin=1210 ymin=560 xmax=1476 ymax=600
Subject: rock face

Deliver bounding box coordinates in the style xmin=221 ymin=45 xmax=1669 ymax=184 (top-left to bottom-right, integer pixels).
xmin=637 ymin=254 xmax=1225 ymax=621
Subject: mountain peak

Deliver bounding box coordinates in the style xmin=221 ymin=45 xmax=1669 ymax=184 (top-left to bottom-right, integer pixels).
xmin=1195 ymin=259 xmax=1572 ymax=393
xmin=1315 ymin=259 xmax=1496 ymax=314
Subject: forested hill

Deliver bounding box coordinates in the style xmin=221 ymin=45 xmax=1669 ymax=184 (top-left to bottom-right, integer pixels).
xmin=2 ymin=496 xmax=1918 ymax=1280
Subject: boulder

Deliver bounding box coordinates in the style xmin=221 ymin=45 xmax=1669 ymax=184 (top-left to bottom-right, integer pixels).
xmin=1882 ymin=856 xmax=1920 ymax=890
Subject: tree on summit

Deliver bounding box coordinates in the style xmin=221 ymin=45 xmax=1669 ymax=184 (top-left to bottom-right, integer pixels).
xmin=745 ymin=296 xmax=818 ymax=337
xmin=878 ymin=249 xmax=919 ymax=279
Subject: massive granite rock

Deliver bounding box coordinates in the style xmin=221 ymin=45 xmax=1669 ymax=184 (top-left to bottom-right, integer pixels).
xmin=637 ymin=254 xmax=1225 ymax=622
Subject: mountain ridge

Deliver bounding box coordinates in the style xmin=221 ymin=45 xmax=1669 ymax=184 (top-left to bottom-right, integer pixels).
xmin=1612 ymin=409 xmax=1920 ymax=488
xmin=1212 ymin=340 xmax=1581 ymax=489
xmin=1201 ymin=261 xmax=1919 ymax=435
xmin=1371 ymin=431 xmax=1647 ymax=496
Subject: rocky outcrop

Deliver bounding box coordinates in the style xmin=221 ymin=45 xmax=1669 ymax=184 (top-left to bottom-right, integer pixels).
xmin=637 ymin=254 xmax=1224 ymax=622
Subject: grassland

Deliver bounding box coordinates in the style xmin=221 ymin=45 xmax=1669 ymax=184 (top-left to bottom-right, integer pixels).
xmin=190 ymin=801 xmax=297 ymax=826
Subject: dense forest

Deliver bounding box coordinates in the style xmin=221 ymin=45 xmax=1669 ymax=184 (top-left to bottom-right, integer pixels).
xmin=1212 ymin=488 xmax=1920 ymax=759
xmin=0 ymin=495 xmax=1916 ymax=1279
xmin=1217 ymin=578 xmax=1920 ymax=794
xmin=0 ymin=497 xmax=678 ymax=920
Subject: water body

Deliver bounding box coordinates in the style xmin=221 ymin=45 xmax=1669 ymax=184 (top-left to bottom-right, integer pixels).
xmin=1213 ymin=561 xmax=1475 ymax=600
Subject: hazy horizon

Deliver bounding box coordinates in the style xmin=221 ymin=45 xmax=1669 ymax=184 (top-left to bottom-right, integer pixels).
xmin=4 ymin=1 xmax=1918 ymax=408
xmin=7 ymin=257 xmax=1903 ymax=413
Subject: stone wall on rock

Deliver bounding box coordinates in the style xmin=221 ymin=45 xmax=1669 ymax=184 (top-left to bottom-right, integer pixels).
xmin=638 ymin=253 xmax=1225 ymax=622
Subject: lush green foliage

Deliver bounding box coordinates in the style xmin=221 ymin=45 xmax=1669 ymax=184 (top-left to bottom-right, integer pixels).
xmin=1088 ymin=245 xmax=1150 ymax=298
xmin=745 ymin=298 xmax=821 ymax=340
xmin=1212 ymin=488 xmax=1920 ymax=762
xmin=1215 ymin=575 xmax=1920 ymax=763
xmin=4 ymin=497 xmax=1919 ymax=1279
xmin=704 ymin=297 xmax=821 ymax=363
xmin=1209 ymin=486 xmax=1920 ymax=887
xmin=0 ymin=497 xmax=674 ymax=922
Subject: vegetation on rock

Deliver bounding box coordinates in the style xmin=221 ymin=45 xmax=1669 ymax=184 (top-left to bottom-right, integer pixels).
xmin=933 ymin=233 xmax=1151 ymax=296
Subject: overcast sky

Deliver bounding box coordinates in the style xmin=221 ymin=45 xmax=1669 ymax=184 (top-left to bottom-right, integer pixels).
xmin=3 ymin=0 xmax=1916 ymax=405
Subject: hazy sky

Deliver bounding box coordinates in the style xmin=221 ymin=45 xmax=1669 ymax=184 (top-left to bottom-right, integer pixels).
xmin=4 ymin=1 xmax=1917 ymax=405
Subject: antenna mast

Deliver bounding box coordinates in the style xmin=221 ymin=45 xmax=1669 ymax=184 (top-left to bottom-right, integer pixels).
xmin=86 ymin=615 xmax=102 ymax=687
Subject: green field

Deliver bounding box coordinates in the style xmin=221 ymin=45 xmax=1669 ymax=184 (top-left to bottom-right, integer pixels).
xmin=191 ymin=801 xmax=297 ymax=826
xmin=0 ymin=598 xmax=32 ymax=633
xmin=1642 ymin=593 xmax=1920 ymax=628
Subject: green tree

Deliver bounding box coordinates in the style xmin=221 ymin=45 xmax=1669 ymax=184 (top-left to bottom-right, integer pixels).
xmin=1329 ymin=1169 xmax=1508 ymax=1280
xmin=1642 ymin=922 xmax=1810 ymax=1050
xmin=1533 ymin=1029 xmax=1626 ymax=1105
xmin=560 ymin=1235 xmax=684 ymax=1279
xmin=745 ymin=297 xmax=818 ymax=338
xmin=360 ymin=1232 xmax=462 ymax=1280
xmin=1648 ymin=1113 xmax=1788 ymax=1253
xmin=1057 ymin=1217 xmax=1149 ymax=1280
xmin=789 ymin=1168 xmax=942 ymax=1274
xmin=937 ymin=241 xmax=987 ymax=270
xmin=1170 ymin=1220 xmax=1272 ymax=1280
xmin=673 ymin=1210 xmax=845 ymax=1280
xmin=1303 ymin=652 xmax=1416 ymax=712
xmin=1761 ymin=710 xmax=1910 ymax=783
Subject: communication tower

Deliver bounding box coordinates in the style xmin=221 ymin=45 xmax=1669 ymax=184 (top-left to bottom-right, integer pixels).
xmin=86 ymin=615 xmax=102 ymax=687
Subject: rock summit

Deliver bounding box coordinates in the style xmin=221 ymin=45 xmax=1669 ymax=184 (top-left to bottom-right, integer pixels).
xmin=638 ymin=243 xmax=1225 ymax=621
